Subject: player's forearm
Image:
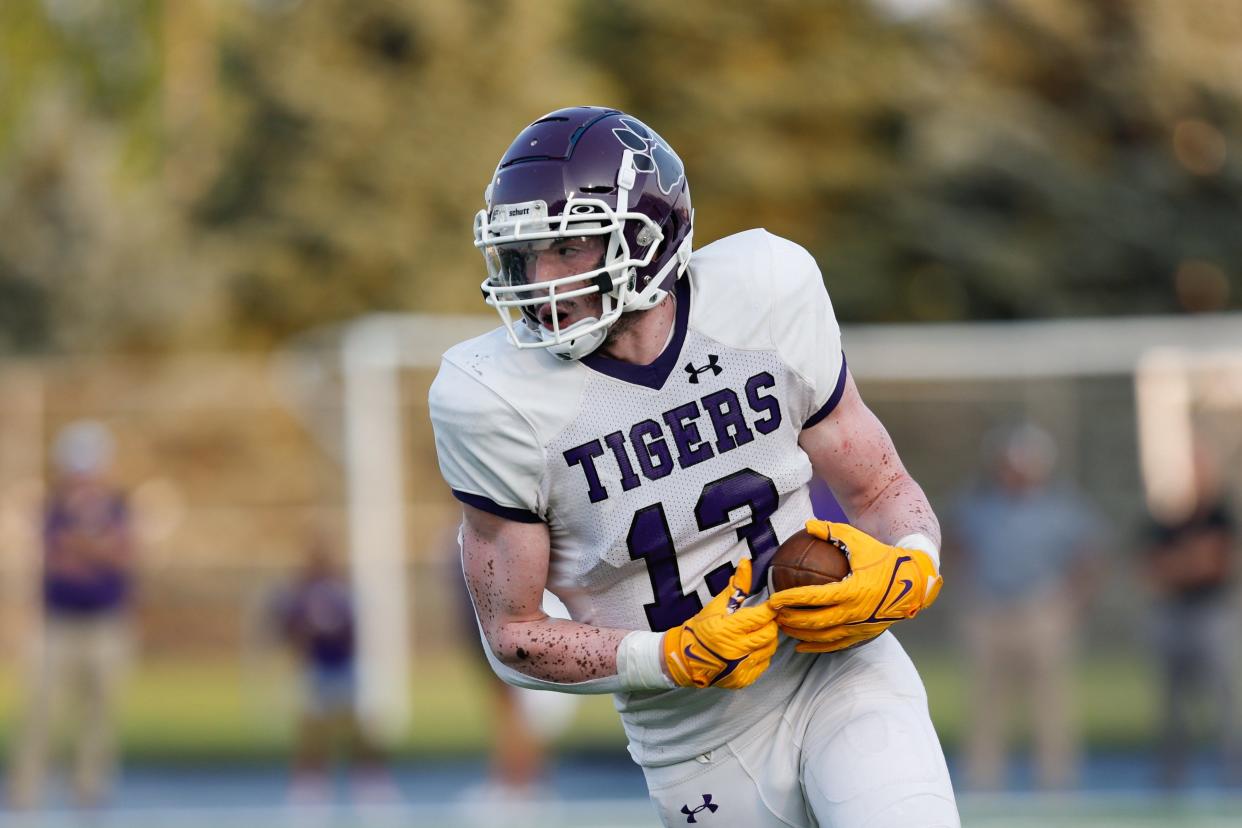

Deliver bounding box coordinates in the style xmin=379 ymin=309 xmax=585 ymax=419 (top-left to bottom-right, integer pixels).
xmin=801 ymin=376 xmax=941 ymax=553
xmin=845 ymin=471 xmax=942 ymax=555
xmin=461 ymin=505 xmax=666 ymax=689
xmin=487 ymin=617 xmax=630 ymax=683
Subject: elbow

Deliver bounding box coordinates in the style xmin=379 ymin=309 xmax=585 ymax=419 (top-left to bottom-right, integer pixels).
xmin=489 ymin=640 xmax=532 ymax=671
xmin=481 ymin=632 xmax=549 ymax=690
xmin=483 ymin=623 xmax=538 ymax=673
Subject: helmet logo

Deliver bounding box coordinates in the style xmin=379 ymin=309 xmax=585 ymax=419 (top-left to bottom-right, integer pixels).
xmin=489 ymin=199 xmax=548 ymax=230
xmin=613 ymin=118 xmax=684 ymax=196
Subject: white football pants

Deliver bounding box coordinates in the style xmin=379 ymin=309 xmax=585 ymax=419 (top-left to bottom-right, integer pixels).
xmin=641 ymin=632 xmax=959 ymax=827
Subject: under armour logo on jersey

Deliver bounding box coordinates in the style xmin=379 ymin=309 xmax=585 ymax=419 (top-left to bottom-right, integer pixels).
xmin=681 ymin=794 xmax=719 ymax=823
xmin=685 ymin=354 xmax=722 ymax=384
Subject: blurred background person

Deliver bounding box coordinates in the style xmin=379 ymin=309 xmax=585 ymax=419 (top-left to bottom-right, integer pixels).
xmin=951 ymin=422 xmax=1106 ymax=791
xmin=271 ymin=535 xmax=395 ymax=805
xmin=1143 ymin=437 xmax=1239 ymax=789
xmin=6 ymin=420 xmax=135 ymax=810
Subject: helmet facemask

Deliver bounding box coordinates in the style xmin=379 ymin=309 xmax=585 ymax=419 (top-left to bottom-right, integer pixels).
xmin=475 ymin=149 xmax=688 ymax=361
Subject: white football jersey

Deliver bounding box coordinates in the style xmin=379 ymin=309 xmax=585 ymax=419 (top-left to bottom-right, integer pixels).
xmin=430 ymin=229 xmax=846 ymax=767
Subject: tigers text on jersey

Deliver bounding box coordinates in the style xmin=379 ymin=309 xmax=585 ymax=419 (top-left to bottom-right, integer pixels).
xmin=430 ymin=229 xmax=846 ymax=767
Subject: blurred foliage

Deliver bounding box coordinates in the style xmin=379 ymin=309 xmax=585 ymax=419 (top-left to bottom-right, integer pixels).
xmin=1 ymin=0 xmax=1241 ymax=352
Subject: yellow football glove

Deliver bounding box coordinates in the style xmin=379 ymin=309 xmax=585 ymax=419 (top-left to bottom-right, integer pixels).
xmin=768 ymin=520 xmax=943 ymax=654
xmin=662 ymin=558 xmax=780 ymax=689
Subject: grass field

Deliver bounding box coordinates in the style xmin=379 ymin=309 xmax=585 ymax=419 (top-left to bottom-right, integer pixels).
xmin=0 ymin=648 xmax=1162 ymax=761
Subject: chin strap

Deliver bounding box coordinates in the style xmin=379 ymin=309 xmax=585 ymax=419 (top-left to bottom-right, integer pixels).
xmin=547 ymin=319 xmax=608 ymax=361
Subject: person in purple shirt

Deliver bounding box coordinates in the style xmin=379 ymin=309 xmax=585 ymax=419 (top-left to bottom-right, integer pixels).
xmin=7 ymin=421 xmax=135 ymax=810
xmin=274 ymin=538 xmax=393 ymax=803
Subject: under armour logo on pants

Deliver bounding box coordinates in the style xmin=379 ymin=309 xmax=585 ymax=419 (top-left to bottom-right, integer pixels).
xmin=681 ymin=793 xmax=719 ymax=822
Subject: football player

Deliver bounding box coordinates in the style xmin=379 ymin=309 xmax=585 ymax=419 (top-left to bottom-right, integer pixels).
xmin=430 ymin=107 xmax=959 ymax=827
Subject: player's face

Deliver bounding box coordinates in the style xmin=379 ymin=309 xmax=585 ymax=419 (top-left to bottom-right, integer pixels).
xmin=493 ymin=235 xmax=608 ymax=332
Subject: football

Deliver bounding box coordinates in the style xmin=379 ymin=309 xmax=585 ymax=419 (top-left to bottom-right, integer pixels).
xmin=767 ymin=528 xmax=851 ymax=593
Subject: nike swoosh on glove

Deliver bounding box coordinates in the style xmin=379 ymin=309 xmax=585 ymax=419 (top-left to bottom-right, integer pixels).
xmin=662 ymin=558 xmax=780 ymax=689
xmin=768 ymin=520 xmax=942 ymax=654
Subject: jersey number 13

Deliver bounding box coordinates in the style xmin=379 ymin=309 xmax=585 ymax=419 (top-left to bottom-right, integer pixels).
xmin=626 ymin=468 xmax=778 ymax=632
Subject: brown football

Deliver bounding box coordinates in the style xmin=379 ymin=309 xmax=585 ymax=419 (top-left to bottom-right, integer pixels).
xmin=768 ymin=528 xmax=852 ymax=592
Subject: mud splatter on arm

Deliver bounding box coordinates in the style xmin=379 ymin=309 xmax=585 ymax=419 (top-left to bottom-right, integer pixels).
xmin=798 ymin=370 xmax=941 ymax=548
xmin=460 ymin=504 xmax=630 ymax=683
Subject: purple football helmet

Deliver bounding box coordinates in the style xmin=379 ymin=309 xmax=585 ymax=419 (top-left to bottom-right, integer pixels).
xmin=475 ymin=106 xmax=694 ymax=360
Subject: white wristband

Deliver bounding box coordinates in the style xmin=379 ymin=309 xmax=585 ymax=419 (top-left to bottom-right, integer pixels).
xmin=895 ymin=532 xmax=940 ymax=571
xmin=616 ymin=630 xmax=675 ymax=691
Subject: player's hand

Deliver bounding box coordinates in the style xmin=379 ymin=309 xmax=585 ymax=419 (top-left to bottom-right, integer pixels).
xmin=662 ymin=558 xmax=780 ymax=689
xmin=768 ymin=521 xmax=942 ymax=653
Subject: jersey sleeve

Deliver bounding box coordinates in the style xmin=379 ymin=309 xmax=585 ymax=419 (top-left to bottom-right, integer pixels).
xmin=764 ymin=234 xmax=847 ymax=428
xmin=428 ymin=359 xmax=546 ymax=523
